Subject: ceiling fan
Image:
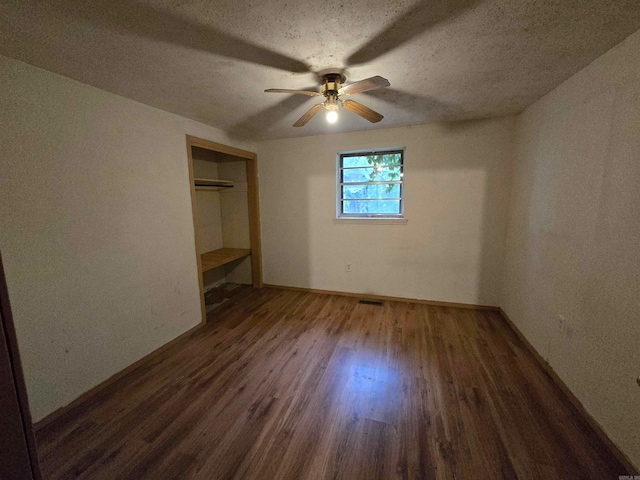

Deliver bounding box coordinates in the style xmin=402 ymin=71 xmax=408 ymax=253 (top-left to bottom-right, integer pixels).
xmin=265 ymin=69 xmax=390 ymax=127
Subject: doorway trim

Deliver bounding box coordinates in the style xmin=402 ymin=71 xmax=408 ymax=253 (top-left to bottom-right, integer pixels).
xmin=0 ymin=252 xmax=42 ymax=479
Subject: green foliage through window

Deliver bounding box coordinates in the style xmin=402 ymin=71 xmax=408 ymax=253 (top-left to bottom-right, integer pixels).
xmin=339 ymin=150 xmax=404 ymax=217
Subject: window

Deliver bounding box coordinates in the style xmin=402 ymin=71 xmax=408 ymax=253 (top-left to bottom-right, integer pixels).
xmin=337 ymin=149 xmax=404 ymax=218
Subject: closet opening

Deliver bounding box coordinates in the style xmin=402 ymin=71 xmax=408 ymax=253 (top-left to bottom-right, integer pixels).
xmin=185 ymin=135 xmax=262 ymax=323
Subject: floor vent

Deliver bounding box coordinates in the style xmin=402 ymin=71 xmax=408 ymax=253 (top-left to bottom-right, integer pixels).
xmin=359 ymin=299 xmax=384 ymax=306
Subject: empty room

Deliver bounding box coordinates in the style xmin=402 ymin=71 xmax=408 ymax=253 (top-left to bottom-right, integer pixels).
xmin=1 ymin=0 xmax=639 ymax=479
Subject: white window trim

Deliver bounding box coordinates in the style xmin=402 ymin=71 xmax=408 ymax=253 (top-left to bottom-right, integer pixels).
xmin=332 ymin=218 xmax=408 ymax=225
xmin=336 ymin=147 xmax=406 ymax=220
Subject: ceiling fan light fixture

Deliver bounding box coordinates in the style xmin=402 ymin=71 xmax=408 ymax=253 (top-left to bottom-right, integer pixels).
xmin=266 ymin=72 xmax=389 ymax=127
xmin=325 ymin=104 xmax=339 ymax=123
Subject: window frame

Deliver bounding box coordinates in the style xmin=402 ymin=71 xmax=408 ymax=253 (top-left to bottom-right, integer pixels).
xmin=336 ymin=148 xmax=405 ymax=219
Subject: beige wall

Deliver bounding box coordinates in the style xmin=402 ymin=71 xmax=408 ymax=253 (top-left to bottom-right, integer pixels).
xmin=257 ymin=118 xmax=515 ymax=305
xmin=501 ymin=30 xmax=640 ymax=467
xmin=0 ymin=55 xmax=254 ymax=421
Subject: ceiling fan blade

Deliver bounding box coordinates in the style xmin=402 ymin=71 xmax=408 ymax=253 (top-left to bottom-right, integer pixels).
xmin=265 ymin=89 xmax=322 ymax=97
xmin=341 ymin=100 xmax=384 ymax=123
xmin=338 ymin=76 xmax=390 ymax=96
xmin=293 ymin=104 xmax=325 ymax=127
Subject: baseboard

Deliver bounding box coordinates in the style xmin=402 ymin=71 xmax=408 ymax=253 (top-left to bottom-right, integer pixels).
xmin=498 ymin=307 xmax=638 ymax=474
xmin=264 ymin=284 xmax=500 ymax=311
xmin=33 ymin=288 xmax=635 ymax=473
xmin=34 ymin=322 xmax=203 ymax=432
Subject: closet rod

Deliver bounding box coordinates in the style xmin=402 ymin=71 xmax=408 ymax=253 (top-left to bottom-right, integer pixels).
xmin=193 ymin=178 xmax=234 ymax=191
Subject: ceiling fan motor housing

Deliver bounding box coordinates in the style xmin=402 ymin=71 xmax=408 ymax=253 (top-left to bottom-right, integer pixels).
xmin=321 ymin=73 xmax=346 ymax=96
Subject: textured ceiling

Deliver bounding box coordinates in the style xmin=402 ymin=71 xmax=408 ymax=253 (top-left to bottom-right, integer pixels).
xmin=1 ymin=0 xmax=639 ymax=141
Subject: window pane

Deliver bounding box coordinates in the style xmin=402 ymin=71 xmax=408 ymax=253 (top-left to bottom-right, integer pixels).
xmin=342 ymin=183 xmax=400 ymax=199
xmin=342 ymin=200 xmax=401 ymax=215
xmin=342 ymin=153 xmax=402 ymax=168
xmin=342 ymin=155 xmax=371 ymax=168
xmin=342 ymin=165 xmax=402 ymax=183
xmin=338 ymin=149 xmax=404 ymax=218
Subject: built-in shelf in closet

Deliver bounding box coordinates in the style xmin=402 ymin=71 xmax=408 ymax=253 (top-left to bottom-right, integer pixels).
xmin=200 ymin=248 xmax=251 ymax=273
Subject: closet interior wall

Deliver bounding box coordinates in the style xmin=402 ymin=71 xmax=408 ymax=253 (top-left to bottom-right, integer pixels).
xmin=192 ymin=148 xmax=225 ymax=289
xmin=218 ymin=160 xmax=252 ymax=285
xmin=191 ymin=147 xmax=252 ymax=294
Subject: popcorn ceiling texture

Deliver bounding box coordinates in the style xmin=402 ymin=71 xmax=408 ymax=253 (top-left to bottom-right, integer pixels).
xmin=0 ymin=0 xmax=639 ymax=140
xmin=501 ymin=29 xmax=640 ymax=469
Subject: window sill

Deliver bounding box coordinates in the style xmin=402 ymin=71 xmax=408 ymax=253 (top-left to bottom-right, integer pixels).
xmin=333 ymin=217 xmax=408 ymax=225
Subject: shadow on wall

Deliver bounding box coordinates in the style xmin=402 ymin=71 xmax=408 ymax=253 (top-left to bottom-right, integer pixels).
xmin=440 ymin=119 xmax=513 ymax=306
xmin=297 ymin=118 xmax=512 ymax=306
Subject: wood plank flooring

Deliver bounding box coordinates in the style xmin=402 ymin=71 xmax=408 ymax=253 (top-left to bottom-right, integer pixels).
xmin=35 ymin=288 xmax=629 ymax=479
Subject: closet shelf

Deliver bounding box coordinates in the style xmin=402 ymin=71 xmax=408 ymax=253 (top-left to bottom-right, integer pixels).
xmin=201 ymin=248 xmax=251 ymax=272
xmin=194 ymin=178 xmax=234 ymax=190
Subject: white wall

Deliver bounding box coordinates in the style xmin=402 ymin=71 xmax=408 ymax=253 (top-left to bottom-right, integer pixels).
xmin=501 ymin=30 xmax=640 ymax=467
xmin=258 ymin=118 xmax=515 ymax=305
xmin=0 ymin=55 xmax=254 ymax=421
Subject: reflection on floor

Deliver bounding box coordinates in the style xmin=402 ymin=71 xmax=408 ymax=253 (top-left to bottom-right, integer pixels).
xmin=35 ymin=288 xmax=630 ymax=479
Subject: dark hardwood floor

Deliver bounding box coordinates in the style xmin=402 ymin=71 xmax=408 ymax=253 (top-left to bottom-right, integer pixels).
xmin=36 ymin=288 xmax=628 ymax=479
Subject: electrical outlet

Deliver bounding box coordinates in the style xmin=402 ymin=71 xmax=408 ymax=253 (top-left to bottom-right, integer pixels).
xmin=345 ymin=263 xmax=352 ymax=272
